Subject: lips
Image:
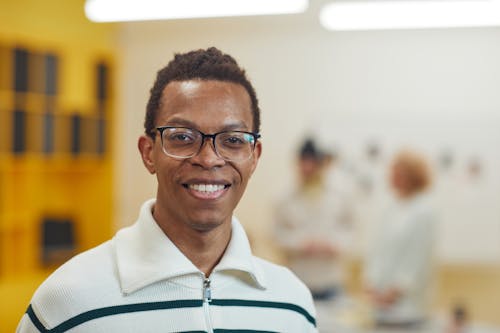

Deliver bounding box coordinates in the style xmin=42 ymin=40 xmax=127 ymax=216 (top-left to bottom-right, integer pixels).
xmin=182 ymin=181 xmax=231 ymax=200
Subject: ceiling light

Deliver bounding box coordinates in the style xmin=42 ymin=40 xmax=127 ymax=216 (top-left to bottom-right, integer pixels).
xmin=320 ymin=0 xmax=500 ymax=31
xmin=85 ymin=0 xmax=309 ymax=22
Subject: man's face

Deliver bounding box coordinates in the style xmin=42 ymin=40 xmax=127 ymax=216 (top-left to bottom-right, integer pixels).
xmin=298 ymin=156 xmax=323 ymax=185
xmin=139 ymin=80 xmax=261 ymax=232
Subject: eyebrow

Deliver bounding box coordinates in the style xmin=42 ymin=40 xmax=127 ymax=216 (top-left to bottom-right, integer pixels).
xmin=162 ymin=118 xmax=251 ymax=132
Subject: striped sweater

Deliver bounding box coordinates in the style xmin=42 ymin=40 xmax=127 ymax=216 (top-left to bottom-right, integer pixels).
xmin=17 ymin=199 xmax=317 ymax=332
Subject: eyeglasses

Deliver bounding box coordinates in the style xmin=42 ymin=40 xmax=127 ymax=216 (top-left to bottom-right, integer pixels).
xmin=156 ymin=126 xmax=261 ymax=162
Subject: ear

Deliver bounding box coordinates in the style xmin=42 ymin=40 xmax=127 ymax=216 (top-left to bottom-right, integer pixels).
xmin=138 ymin=135 xmax=156 ymax=174
xmin=249 ymin=140 xmax=262 ymax=175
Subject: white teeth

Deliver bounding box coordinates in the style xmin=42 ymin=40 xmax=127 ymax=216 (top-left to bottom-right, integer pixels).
xmin=189 ymin=184 xmax=225 ymax=193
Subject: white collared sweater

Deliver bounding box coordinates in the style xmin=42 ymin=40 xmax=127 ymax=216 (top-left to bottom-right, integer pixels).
xmin=17 ymin=199 xmax=317 ymax=333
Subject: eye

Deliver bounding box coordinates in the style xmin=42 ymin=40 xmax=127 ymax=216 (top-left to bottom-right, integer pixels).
xmin=166 ymin=130 xmax=196 ymax=145
xmin=220 ymin=132 xmax=253 ymax=147
xmin=225 ymin=136 xmax=245 ymax=145
xmin=171 ymin=133 xmax=192 ymax=141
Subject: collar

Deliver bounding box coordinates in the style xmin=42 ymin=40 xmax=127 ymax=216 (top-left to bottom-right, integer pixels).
xmin=114 ymin=199 xmax=267 ymax=295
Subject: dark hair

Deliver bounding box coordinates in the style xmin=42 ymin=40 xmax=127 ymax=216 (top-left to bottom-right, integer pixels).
xmin=299 ymin=138 xmax=323 ymax=160
xmin=145 ymin=47 xmax=260 ymax=139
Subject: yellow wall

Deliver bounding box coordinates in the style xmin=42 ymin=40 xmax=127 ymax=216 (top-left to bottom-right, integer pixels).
xmin=0 ymin=0 xmax=116 ymax=331
xmin=0 ymin=0 xmax=117 ymax=111
xmin=435 ymin=264 xmax=500 ymax=327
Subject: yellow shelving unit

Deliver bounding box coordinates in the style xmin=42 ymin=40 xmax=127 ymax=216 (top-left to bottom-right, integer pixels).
xmin=0 ymin=1 xmax=117 ymax=330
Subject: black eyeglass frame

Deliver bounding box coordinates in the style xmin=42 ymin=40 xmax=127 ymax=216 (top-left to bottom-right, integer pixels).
xmin=156 ymin=126 xmax=261 ymax=161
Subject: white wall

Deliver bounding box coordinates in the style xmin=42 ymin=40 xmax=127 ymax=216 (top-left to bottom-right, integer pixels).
xmin=115 ymin=0 xmax=500 ymax=264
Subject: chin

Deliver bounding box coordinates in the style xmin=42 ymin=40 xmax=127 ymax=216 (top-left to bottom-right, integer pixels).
xmin=187 ymin=214 xmax=229 ymax=232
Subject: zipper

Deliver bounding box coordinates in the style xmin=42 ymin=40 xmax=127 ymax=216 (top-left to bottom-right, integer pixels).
xmin=203 ymin=278 xmax=212 ymax=303
xmin=203 ymin=277 xmax=214 ymax=333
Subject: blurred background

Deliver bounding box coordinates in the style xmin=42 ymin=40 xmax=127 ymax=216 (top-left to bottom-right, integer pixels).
xmin=1 ymin=0 xmax=500 ymax=332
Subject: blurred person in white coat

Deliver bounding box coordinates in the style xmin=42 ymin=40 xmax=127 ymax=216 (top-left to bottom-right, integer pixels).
xmin=274 ymin=138 xmax=354 ymax=302
xmin=364 ymin=149 xmax=437 ymax=330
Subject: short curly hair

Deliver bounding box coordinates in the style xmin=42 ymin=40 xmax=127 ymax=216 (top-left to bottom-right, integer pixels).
xmin=144 ymin=47 xmax=260 ymax=139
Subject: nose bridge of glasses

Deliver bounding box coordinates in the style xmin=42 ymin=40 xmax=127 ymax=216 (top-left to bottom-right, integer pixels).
xmin=198 ymin=132 xmax=221 ymax=157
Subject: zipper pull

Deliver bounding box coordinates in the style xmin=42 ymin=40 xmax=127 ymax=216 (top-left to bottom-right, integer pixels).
xmin=203 ymin=278 xmax=212 ymax=303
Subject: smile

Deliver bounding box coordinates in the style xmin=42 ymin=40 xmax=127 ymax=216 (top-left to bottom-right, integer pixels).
xmin=182 ymin=183 xmax=231 ymax=200
xmin=188 ymin=184 xmax=228 ymax=193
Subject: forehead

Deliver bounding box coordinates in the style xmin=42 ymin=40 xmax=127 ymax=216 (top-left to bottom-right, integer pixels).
xmin=158 ymin=80 xmax=252 ymax=126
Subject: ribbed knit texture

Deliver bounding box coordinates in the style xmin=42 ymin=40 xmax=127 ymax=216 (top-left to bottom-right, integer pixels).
xmin=17 ymin=199 xmax=317 ymax=333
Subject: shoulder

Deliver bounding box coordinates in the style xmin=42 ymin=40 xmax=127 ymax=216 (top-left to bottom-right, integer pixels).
xmin=255 ymin=257 xmax=306 ymax=286
xmin=39 ymin=240 xmax=115 ymax=289
xmin=275 ymin=188 xmax=301 ymax=209
xmin=253 ymin=256 xmax=315 ymax=310
xmin=249 ymin=256 xmax=317 ymax=330
xmin=28 ymin=241 xmax=118 ymax=329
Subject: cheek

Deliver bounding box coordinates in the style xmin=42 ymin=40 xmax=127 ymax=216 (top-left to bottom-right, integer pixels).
xmin=154 ymin=157 xmax=182 ymax=183
xmin=233 ymin=163 xmax=253 ymax=187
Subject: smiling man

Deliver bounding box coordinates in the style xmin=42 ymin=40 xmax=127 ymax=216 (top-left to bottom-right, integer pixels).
xmin=17 ymin=47 xmax=317 ymax=333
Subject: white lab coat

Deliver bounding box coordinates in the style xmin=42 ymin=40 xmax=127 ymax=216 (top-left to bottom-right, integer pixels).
xmin=274 ymin=184 xmax=354 ymax=292
xmin=364 ymin=191 xmax=437 ymax=324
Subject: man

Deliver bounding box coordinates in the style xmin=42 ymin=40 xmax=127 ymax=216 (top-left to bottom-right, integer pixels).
xmin=17 ymin=47 xmax=317 ymax=332
xmin=274 ymin=138 xmax=353 ymax=331
xmin=275 ymin=138 xmax=353 ymax=299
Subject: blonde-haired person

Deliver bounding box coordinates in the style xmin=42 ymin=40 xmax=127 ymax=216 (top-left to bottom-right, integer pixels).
xmin=364 ymin=149 xmax=437 ymax=330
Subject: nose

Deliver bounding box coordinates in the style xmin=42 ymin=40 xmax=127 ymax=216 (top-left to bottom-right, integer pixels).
xmin=189 ymin=138 xmax=225 ymax=169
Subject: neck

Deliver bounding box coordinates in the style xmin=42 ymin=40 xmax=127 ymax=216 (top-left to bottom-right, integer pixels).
xmin=152 ymin=205 xmax=232 ymax=277
xmin=301 ymin=175 xmax=323 ymax=189
xmin=396 ymin=188 xmax=421 ymax=200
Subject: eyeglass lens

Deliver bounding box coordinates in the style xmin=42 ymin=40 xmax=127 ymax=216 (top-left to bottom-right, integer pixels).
xmin=160 ymin=127 xmax=256 ymax=161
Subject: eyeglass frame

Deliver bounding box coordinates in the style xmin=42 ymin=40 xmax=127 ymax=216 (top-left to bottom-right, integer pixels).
xmin=155 ymin=126 xmax=261 ymax=161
